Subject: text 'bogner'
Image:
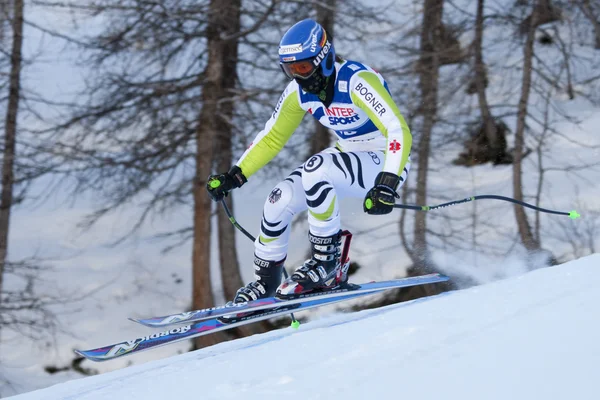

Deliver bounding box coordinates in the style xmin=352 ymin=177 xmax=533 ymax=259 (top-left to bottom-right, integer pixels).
xmin=355 ymin=82 xmax=387 ymax=117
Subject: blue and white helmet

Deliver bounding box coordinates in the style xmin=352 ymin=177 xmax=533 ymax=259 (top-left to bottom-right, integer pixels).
xmin=278 ymin=19 xmax=335 ymax=83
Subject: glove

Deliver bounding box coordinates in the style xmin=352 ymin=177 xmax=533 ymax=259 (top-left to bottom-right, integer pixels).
xmin=206 ymin=166 xmax=247 ymax=202
xmin=363 ymin=171 xmax=400 ymax=215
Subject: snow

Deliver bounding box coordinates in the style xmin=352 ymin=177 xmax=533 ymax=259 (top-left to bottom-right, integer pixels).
xmin=5 ymin=253 xmax=600 ymax=400
xmin=2 ymin=1 xmax=600 ymax=397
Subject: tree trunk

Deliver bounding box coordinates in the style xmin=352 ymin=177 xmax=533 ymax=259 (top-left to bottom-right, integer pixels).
xmin=309 ymin=0 xmax=336 ymax=157
xmin=215 ymin=0 xmax=243 ymax=311
xmin=513 ymin=1 xmax=541 ymax=251
xmin=0 ymin=0 xmax=23 ymax=303
xmin=192 ymin=0 xmax=238 ymax=349
xmin=412 ymin=0 xmax=444 ymax=274
xmin=474 ymin=0 xmax=501 ymax=160
xmin=217 ymin=196 xmax=243 ymax=300
xmin=213 ymin=0 xmax=269 ymax=337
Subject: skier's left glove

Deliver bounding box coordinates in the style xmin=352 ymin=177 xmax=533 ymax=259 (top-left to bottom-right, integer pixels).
xmin=363 ymin=171 xmax=400 ymax=215
xmin=206 ymin=166 xmax=247 ymax=202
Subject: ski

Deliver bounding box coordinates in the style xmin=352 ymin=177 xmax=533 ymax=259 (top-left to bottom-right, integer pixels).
xmin=75 ymin=289 xmax=384 ymax=362
xmin=131 ymin=273 xmax=449 ymax=328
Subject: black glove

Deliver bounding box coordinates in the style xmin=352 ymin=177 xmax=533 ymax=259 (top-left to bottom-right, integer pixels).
xmin=206 ymin=166 xmax=247 ymax=202
xmin=363 ymin=171 xmax=400 ymax=215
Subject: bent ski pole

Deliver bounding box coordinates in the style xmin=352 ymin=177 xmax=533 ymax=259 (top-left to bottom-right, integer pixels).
xmin=393 ymin=195 xmax=580 ymax=219
xmin=219 ymin=199 xmax=299 ymax=328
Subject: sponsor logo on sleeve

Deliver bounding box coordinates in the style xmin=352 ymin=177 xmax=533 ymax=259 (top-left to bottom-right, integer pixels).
xmin=348 ymin=64 xmax=361 ymax=71
xmin=389 ymin=140 xmax=401 ymax=153
xmin=272 ymin=92 xmax=286 ymax=118
xmin=279 ymin=44 xmax=303 ymax=55
xmin=354 ymin=82 xmax=387 ymax=117
xmin=338 ymin=81 xmax=348 ymax=93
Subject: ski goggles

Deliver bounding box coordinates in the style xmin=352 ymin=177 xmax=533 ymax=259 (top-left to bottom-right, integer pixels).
xmin=280 ymin=58 xmax=318 ymax=80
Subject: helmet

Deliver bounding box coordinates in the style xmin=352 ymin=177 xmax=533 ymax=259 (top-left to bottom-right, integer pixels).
xmin=278 ymin=19 xmax=336 ymax=94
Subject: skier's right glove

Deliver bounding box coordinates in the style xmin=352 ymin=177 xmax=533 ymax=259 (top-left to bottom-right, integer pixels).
xmin=363 ymin=171 xmax=400 ymax=215
xmin=206 ymin=166 xmax=247 ymax=202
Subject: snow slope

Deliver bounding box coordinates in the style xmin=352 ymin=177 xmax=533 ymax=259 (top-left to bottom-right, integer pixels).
xmin=6 ymin=253 xmax=599 ymax=400
xmin=3 ymin=1 xmax=599 ymax=395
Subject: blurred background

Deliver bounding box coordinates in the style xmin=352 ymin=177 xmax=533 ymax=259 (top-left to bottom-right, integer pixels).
xmin=0 ymin=0 xmax=599 ymax=396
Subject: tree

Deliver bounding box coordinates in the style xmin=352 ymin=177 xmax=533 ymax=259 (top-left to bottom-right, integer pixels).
xmin=454 ymin=0 xmax=512 ymax=167
xmin=214 ymin=0 xmax=245 ymax=314
xmin=192 ymin=0 xmax=244 ymax=348
xmin=513 ymin=0 xmax=543 ymax=253
xmin=411 ymin=0 xmax=445 ymax=275
xmin=0 ymin=0 xmax=23 ymax=311
xmin=200 ymin=0 xmax=271 ymax=342
xmin=37 ymin=0 xmax=296 ymax=347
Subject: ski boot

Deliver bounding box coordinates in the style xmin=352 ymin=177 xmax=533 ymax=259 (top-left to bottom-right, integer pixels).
xmin=218 ymin=255 xmax=285 ymax=323
xmin=276 ymin=230 xmax=355 ymax=299
xmin=231 ymin=255 xmax=285 ymax=303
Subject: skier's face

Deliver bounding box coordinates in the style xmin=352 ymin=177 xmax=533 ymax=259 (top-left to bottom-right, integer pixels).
xmin=280 ymin=58 xmax=318 ymax=80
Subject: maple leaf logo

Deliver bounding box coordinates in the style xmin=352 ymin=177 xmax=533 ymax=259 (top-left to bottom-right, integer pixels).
xmin=389 ymin=140 xmax=401 ymax=153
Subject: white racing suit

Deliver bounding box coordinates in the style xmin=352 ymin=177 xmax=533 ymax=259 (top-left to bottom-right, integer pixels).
xmin=235 ymin=60 xmax=412 ymax=263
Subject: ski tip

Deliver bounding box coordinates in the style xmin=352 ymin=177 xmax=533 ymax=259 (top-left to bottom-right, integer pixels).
xmin=73 ymin=349 xmax=110 ymax=363
xmin=290 ymin=320 xmax=301 ymax=329
xmin=73 ymin=349 xmax=97 ymax=361
xmin=128 ymin=317 xmax=160 ymax=327
xmin=128 ymin=317 xmax=160 ymax=328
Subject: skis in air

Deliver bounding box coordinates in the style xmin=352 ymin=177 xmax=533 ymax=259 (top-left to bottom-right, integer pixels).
xmin=75 ymin=273 xmax=449 ymax=362
xmin=131 ymin=273 xmax=449 ymax=328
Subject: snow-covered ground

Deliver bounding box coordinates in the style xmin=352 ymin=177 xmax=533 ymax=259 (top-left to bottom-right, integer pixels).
xmin=2 ymin=1 xmax=600 ymax=397
xmin=6 ymin=253 xmax=600 ymax=400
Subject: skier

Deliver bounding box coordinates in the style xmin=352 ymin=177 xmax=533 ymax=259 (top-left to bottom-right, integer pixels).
xmin=207 ymin=19 xmax=412 ymax=302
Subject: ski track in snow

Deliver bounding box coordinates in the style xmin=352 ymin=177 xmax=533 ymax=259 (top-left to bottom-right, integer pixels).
xmin=6 ymin=254 xmax=600 ymax=400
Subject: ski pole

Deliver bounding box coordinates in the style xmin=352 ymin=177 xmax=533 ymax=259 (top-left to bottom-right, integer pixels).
xmin=220 ymin=199 xmax=299 ymax=328
xmin=393 ymin=194 xmax=581 ymax=219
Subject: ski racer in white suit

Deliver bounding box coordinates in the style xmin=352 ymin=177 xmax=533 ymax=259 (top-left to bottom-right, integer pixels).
xmin=207 ymin=19 xmax=412 ymax=302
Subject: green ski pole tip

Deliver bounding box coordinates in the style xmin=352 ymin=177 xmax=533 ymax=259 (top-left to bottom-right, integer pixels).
xmin=290 ymin=320 xmax=300 ymax=329
xmin=569 ymin=210 xmax=581 ymax=220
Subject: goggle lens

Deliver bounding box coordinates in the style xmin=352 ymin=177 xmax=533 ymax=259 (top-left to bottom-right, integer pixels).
xmin=281 ymin=59 xmax=317 ymax=79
